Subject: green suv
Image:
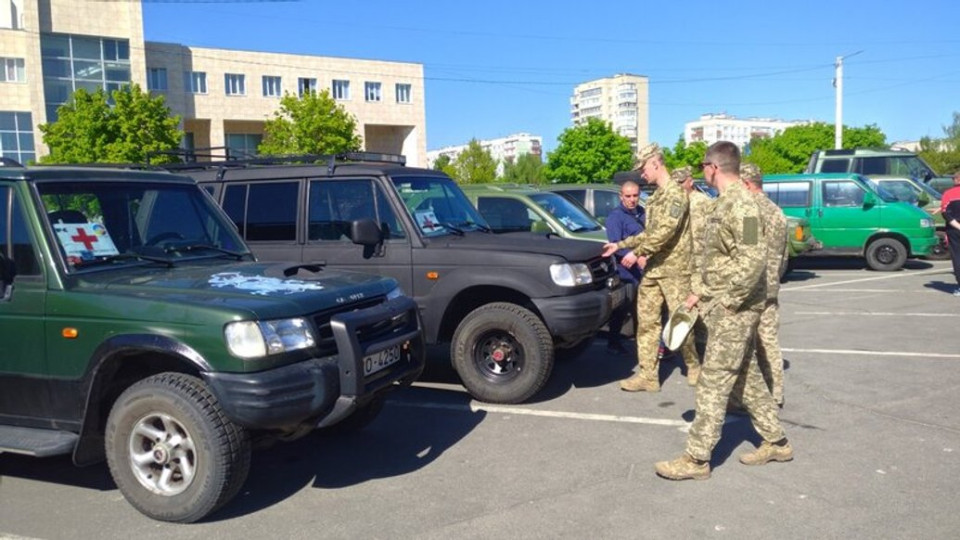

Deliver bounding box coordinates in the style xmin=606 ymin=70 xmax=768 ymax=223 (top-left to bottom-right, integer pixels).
xmin=805 ymin=148 xmax=954 ymax=194
xmin=0 ymin=165 xmax=424 ymax=522
xmin=461 ymin=184 xmax=607 ymax=242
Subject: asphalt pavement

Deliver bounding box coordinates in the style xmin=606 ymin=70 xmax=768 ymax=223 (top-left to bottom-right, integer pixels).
xmin=2 ymin=257 xmax=959 ymax=539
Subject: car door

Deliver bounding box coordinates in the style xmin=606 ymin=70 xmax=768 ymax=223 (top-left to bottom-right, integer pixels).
xmin=0 ymin=183 xmax=48 ymax=418
xmin=814 ymin=179 xmax=877 ymax=250
xmin=301 ymin=177 xmax=413 ymax=293
xmin=221 ymin=179 xmax=304 ymax=262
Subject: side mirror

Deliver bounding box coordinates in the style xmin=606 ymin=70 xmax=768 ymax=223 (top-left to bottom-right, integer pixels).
xmin=863 ymin=191 xmax=877 ymax=207
xmin=917 ymin=192 xmax=931 ymax=206
xmin=350 ymin=218 xmax=383 ymax=246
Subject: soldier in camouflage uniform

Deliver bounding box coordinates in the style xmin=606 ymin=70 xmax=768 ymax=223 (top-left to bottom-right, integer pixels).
xmin=675 ymin=165 xmax=714 ymax=364
xmin=733 ymin=162 xmax=788 ymax=406
xmin=655 ymin=141 xmax=792 ymax=481
xmin=602 ymin=143 xmax=700 ymax=391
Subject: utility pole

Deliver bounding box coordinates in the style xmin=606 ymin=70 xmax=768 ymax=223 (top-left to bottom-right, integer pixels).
xmin=833 ymin=50 xmax=863 ymax=149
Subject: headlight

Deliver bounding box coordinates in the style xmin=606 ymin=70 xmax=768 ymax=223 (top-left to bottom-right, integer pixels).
xmin=386 ymin=285 xmax=404 ymax=300
xmin=550 ymin=262 xmax=593 ymax=287
xmin=920 ymin=218 xmax=933 ymax=228
xmin=224 ymin=318 xmax=316 ymax=359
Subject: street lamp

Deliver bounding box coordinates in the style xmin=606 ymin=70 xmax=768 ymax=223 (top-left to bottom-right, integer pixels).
xmin=833 ymin=50 xmax=864 ymax=149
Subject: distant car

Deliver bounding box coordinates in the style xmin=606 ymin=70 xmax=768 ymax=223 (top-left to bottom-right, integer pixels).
xmin=805 ymin=148 xmax=954 ymax=194
xmin=866 ymin=175 xmax=948 ymax=259
xmin=461 ymin=184 xmax=607 ymax=242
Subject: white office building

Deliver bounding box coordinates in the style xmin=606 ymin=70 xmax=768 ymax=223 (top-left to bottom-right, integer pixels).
xmin=427 ymin=133 xmax=542 ymax=176
xmin=684 ymin=113 xmax=807 ymax=149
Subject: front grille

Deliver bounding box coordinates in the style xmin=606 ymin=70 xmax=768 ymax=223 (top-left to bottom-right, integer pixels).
xmin=311 ymin=297 xmax=385 ymax=357
xmin=588 ymin=256 xmax=615 ymax=281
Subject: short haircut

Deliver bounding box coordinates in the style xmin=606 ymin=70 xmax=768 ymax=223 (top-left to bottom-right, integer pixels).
xmin=705 ymin=141 xmax=741 ymax=175
xmin=620 ymin=180 xmax=640 ymax=193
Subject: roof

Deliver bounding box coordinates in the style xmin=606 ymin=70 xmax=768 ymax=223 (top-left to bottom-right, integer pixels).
xmin=0 ymin=165 xmax=190 ymax=184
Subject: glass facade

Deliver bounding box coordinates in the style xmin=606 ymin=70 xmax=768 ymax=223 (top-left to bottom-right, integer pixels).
xmin=0 ymin=112 xmax=35 ymax=164
xmin=40 ymin=33 xmax=131 ymax=122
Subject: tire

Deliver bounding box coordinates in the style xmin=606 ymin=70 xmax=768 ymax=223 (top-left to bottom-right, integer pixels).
xmin=316 ymin=395 xmax=386 ymax=435
xmin=451 ymin=302 xmax=554 ymax=404
xmin=865 ymin=237 xmax=907 ymax=271
xmin=105 ymin=373 xmax=251 ymax=523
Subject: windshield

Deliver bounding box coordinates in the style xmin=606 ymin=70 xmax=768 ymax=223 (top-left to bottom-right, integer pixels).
xmin=859 ymin=177 xmax=899 ymax=203
xmin=392 ymin=176 xmax=490 ymax=237
xmin=38 ymin=180 xmax=249 ymax=272
xmin=528 ymin=192 xmax=602 ymax=232
xmin=900 ymin=156 xmax=937 ymax=179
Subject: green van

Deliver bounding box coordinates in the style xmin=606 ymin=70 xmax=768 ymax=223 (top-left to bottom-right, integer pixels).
xmin=867 ymin=175 xmax=948 ymax=259
xmin=762 ymin=173 xmax=937 ymax=271
xmin=461 ymin=184 xmax=608 ymax=242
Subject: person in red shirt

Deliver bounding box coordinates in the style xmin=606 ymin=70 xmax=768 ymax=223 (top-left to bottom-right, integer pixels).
xmin=940 ymin=172 xmax=960 ymax=296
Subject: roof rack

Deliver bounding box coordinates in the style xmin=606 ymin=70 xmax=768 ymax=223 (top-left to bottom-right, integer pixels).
xmin=151 ymin=148 xmax=407 ymax=179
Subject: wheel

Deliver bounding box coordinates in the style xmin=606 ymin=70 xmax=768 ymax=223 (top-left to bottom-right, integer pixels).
xmin=316 ymin=395 xmax=386 ymax=435
xmin=865 ymin=237 xmax=907 ymax=271
xmin=105 ymin=373 xmax=251 ymax=523
xmin=451 ymin=302 xmax=554 ymax=404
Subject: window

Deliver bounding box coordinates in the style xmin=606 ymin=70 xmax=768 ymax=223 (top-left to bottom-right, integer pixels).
xmin=819 ymin=159 xmax=850 ymax=173
xmin=395 ymin=83 xmax=411 ymax=103
xmin=0 ymin=186 xmax=40 ymax=276
xmin=298 ymin=77 xmax=317 ymax=97
xmin=225 ymin=133 xmax=261 ymax=158
xmin=262 ymin=75 xmax=281 ymax=97
xmin=764 ymin=183 xmax=810 ymax=208
xmin=822 ymin=181 xmax=864 ymax=207
xmin=147 ymin=68 xmax=167 ymax=91
xmin=224 ymin=73 xmax=245 ymax=96
xmin=332 ymin=79 xmax=350 ymax=100
xmin=308 ymin=180 xmax=405 ymax=241
xmin=222 ymin=182 xmax=298 ymax=242
xmin=0 ymin=111 xmax=34 ymax=164
xmin=364 ymin=81 xmax=381 ymax=102
xmin=0 ymin=58 xmax=25 ymax=83
xmin=594 ymin=190 xmax=621 ymax=218
xmin=40 ymin=33 xmax=131 ymax=122
xmin=184 ymin=71 xmax=207 ymax=94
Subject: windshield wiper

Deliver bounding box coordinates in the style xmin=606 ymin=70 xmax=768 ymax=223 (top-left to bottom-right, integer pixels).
xmin=439 ymin=222 xmax=465 ymax=236
xmin=87 ymin=252 xmax=175 ymax=268
xmin=162 ymin=243 xmax=247 ymax=260
xmin=460 ymin=220 xmax=492 ymax=233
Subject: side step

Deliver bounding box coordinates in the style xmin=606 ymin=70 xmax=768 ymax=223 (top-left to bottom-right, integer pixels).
xmin=0 ymin=425 xmax=78 ymax=457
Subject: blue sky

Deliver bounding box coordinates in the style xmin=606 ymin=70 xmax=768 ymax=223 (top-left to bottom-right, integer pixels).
xmin=143 ymin=0 xmax=960 ymax=154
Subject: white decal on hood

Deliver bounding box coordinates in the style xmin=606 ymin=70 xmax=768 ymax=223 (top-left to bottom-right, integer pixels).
xmin=208 ymin=272 xmax=324 ymax=295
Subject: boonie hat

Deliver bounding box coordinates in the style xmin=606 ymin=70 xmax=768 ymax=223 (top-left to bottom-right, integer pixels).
xmin=740 ymin=162 xmax=762 ymax=181
xmin=632 ymin=143 xmax=662 ymax=171
xmin=670 ymin=166 xmax=693 ymax=183
xmin=662 ymin=305 xmax=697 ymax=351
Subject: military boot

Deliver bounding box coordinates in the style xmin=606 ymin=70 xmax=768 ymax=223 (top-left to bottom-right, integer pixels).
xmin=619 ymin=373 xmax=660 ymax=392
xmin=686 ymin=366 xmax=701 ymax=386
xmin=655 ymin=454 xmax=710 ymax=480
xmin=739 ymin=440 xmax=794 ymax=466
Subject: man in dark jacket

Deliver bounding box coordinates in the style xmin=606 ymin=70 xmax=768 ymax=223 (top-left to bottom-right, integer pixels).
xmin=941 ymin=172 xmax=960 ymax=297
xmin=604 ymin=180 xmax=645 ymax=353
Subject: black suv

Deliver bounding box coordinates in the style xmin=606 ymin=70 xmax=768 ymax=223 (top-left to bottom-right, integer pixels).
xmin=168 ymin=153 xmax=625 ymax=404
xmin=0 ymin=164 xmax=424 ymax=522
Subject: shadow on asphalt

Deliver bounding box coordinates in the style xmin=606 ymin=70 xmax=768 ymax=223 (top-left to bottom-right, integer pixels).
xmin=788 ymin=255 xmax=935 ymax=272
xmin=924 ymin=280 xmax=958 ymax=294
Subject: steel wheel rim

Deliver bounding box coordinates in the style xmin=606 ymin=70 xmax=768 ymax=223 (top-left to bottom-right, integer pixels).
xmin=876 ymin=244 xmax=897 ymax=265
xmin=128 ymin=412 xmax=197 ymax=496
xmin=474 ymin=330 xmax=524 ymax=381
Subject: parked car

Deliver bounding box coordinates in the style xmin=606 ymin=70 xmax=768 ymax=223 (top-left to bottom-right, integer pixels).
xmin=805 ymin=148 xmax=954 ymax=194
xmin=461 ymin=184 xmax=607 ymax=242
xmin=166 ymin=153 xmax=625 ymax=404
xmin=762 ymin=173 xmax=937 ymax=271
xmin=866 ymin=175 xmax=948 ymax=259
xmin=0 ymin=164 xmax=424 ymax=522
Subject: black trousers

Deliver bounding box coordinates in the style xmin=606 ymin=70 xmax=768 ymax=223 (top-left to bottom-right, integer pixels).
xmin=948 ymin=228 xmax=960 ymax=285
xmin=608 ymin=281 xmax=638 ymax=344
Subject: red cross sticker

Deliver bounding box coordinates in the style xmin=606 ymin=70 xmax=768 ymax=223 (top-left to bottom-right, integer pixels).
xmin=70 ymin=228 xmax=100 ymax=250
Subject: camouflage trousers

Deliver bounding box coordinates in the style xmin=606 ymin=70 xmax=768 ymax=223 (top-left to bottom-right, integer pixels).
xmin=732 ymin=299 xmax=784 ymax=405
xmin=685 ymin=305 xmax=786 ymax=462
xmin=635 ymin=274 xmax=700 ymax=383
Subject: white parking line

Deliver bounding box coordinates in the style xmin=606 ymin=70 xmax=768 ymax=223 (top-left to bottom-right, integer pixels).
xmin=782 ymin=347 xmax=960 ymax=359
xmin=390 ymin=400 xmax=690 ymax=427
xmin=782 ymin=267 xmax=950 ymax=292
xmin=785 ymin=288 xmax=947 ymax=293
xmin=794 ymin=311 xmax=960 ymax=318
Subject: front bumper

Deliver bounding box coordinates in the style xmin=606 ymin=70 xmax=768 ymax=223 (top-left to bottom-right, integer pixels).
xmin=533 ymin=280 xmax=627 ymax=346
xmin=908 ymin=232 xmax=939 ymax=257
xmin=203 ymin=296 xmax=425 ymax=431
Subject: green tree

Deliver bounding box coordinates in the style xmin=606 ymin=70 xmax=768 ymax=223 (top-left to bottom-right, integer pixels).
xmin=661 ymin=135 xmax=708 ymax=171
xmin=258 ymin=90 xmax=362 ymax=155
xmin=451 ymin=139 xmax=497 ymax=184
xmin=39 ymin=85 xmax=181 ymax=164
xmin=545 ymin=118 xmax=634 ymax=183
xmin=918 ymin=112 xmax=960 ymax=175
xmin=432 ymin=153 xmax=452 ymax=171
xmin=746 ymin=122 xmax=886 ymax=174
xmin=501 ymin=152 xmax=546 ymax=184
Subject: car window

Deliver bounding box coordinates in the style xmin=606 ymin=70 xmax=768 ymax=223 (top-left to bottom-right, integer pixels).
xmin=857 ymin=157 xmax=888 ymax=175
xmin=0 ymin=186 xmax=40 ymax=275
xmin=528 ymin=192 xmax=602 ymax=232
xmin=475 ymin=196 xmax=534 ymax=233
xmin=392 ymin=176 xmax=488 ymax=236
xmin=226 ymin=182 xmax=298 ymax=242
xmin=822 ymin=180 xmax=864 ymax=207
xmin=877 ymin=180 xmax=918 ymax=203
xmin=558 ymin=189 xmax=586 ymax=205
xmin=765 ymin=182 xmax=810 ymax=208
xmin=594 ymin=190 xmax=621 ymax=218
xmin=820 ymin=159 xmax=849 ymax=173
xmin=307 ymin=179 xmax=406 ymax=241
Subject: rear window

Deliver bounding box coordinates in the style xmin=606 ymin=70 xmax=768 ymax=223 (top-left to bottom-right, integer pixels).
xmin=763 ymin=182 xmax=810 ymax=208
xmin=820 ymin=159 xmax=849 ymax=173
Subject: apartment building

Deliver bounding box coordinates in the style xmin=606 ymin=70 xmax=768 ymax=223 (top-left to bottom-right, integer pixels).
xmin=684 ymin=113 xmax=807 ymax=149
xmin=0 ymin=0 xmax=426 ymax=165
xmin=570 ymin=73 xmax=649 ymax=152
xmin=427 ymin=132 xmax=542 ymax=176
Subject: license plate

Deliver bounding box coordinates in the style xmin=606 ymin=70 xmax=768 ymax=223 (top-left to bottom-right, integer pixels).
xmin=363 ymin=345 xmax=402 ymax=376
xmin=611 ymin=285 xmax=627 ymax=310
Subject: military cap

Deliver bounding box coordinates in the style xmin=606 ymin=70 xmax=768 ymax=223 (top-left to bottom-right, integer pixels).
xmin=740 ymin=162 xmax=762 ymax=181
xmin=632 ymin=142 xmax=662 ymax=171
xmin=670 ymin=165 xmax=693 ymax=183
xmin=662 ymin=305 xmax=697 ymax=351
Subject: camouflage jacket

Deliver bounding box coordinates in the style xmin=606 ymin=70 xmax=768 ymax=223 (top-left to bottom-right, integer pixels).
xmin=616 ymin=178 xmax=691 ymax=279
xmin=754 ymin=191 xmax=788 ymax=300
xmin=687 ymin=190 xmax=716 ymax=279
xmin=692 ymin=181 xmax=766 ymax=313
